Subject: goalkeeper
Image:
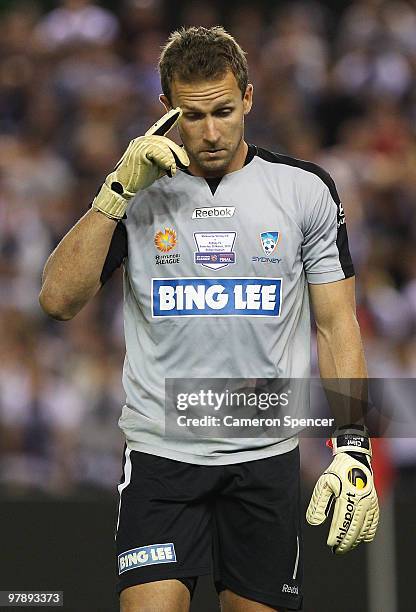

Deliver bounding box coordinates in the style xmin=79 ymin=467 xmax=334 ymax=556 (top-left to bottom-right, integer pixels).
xmin=39 ymin=26 xmax=379 ymax=612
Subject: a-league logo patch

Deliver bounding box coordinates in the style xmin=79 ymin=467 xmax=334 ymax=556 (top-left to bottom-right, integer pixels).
xmin=154 ymin=228 xmax=177 ymax=252
xmin=260 ymin=231 xmax=279 ymax=255
xmin=118 ymin=543 xmax=177 ymax=574
xmin=154 ymin=227 xmax=180 ymax=264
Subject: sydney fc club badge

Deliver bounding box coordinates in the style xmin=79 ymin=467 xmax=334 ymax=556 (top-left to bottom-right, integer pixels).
xmin=260 ymin=231 xmax=279 ymax=255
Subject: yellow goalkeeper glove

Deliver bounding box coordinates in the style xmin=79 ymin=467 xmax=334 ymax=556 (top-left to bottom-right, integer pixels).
xmin=92 ymin=107 xmax=189 ymax=220
xmin=306 ymin=425 xmax=379 ymax=554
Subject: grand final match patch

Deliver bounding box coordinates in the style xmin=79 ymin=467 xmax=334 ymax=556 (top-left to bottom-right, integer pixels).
xmin=118 ymin=543 xmax=177 ymax=574
xmin=194 ymin=231 xmax=236 ymax=270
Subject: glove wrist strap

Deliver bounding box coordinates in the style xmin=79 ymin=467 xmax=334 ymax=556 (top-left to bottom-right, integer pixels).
xmin=331 ymin=424 xmax=372 ymax=457
xmin=92 ymin=181 xmax=129 ymax=220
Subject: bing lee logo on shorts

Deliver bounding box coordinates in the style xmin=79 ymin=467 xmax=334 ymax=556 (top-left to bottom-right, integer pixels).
xmin=154 ymin=227 xmax=180 ymax=265
xmin=118 ymin=543 xmax=177 ymax=574
xmin=252 ymin=231 xmax=282 ymax=264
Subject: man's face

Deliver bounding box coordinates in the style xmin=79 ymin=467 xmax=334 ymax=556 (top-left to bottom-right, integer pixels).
xmin=161 ymin=70 xmax=253 ymax=177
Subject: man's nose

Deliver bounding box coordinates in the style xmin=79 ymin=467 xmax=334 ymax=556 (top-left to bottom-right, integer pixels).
xmin=202 ymin=116 xmax=220 ymax=144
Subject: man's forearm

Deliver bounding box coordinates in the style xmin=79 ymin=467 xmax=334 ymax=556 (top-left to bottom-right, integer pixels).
xmin=316 ymin=314 xmax=368 ymax=426
xmin=39 ymin=208 xmax=118 ymax=320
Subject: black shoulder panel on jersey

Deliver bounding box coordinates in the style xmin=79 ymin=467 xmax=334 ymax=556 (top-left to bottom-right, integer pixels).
xmin=254 ymin=147 xmax=355 ymax=278
xmin=100 ymin=221 xmax=128 ymax=285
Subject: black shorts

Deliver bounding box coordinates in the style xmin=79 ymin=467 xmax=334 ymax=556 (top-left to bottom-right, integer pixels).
xmin=115 ymin=446 xmax=303 ymax=611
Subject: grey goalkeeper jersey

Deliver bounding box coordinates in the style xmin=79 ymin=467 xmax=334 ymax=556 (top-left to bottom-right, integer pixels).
xmin=102 ymin=144 xmax=354 ymax=464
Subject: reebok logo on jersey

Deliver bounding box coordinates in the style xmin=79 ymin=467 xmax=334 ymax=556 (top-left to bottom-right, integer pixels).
xmin=192 ymin=206 xmax=235 ymax=219
xmin=118 ymin=543 xmax=176 ymax=574
xmin=152 ymin=278 xmax=282 ymax=317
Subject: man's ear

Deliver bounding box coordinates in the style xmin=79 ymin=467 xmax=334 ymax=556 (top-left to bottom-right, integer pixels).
xmin=243 ymin=83 xmax=253 ymax=115
xmin=159 ymin=94 xmax=172 ymax=113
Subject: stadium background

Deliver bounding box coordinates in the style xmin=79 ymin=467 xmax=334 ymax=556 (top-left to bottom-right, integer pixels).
xmin=0 ymin=0 xmax=415 ymax=610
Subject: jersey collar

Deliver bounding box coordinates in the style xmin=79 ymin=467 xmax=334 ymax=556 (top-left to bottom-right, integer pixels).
xmin=181 ymin=143 xmax=257 ymax=195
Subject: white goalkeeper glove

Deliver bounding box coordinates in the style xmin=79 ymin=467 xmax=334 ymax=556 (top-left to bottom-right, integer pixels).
xmin=306 ymin=425 xmax=379 ymax=554
xmin=92 ymin=107 xmax=189 ymax=220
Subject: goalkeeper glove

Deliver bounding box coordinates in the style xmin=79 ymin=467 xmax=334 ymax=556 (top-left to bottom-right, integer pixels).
xmin=306 ymin=425 xmax=379 ymax=554
xmin=92 ymin=107 xmax=189 ymax=220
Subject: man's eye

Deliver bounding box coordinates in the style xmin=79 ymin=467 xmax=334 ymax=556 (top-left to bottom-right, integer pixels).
xmin=216 ymin=109 xmax=233 ymax=116
xmin=184 ymin=114 xmax=202 ymax=121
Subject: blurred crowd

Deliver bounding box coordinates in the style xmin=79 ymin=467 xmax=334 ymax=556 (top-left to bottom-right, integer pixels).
xmin=1 ymin=0 xmax=416 ymax=497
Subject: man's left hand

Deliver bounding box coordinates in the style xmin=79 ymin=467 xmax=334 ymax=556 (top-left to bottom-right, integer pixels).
xmin=306 ymin=425 xmax=379 ymax=554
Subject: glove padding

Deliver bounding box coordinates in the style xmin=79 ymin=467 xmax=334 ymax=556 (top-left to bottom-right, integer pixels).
xmin=306 ymin=431 xmax=379 ymax=554
xmin=92 ymin=107 xmax=189 ymax=219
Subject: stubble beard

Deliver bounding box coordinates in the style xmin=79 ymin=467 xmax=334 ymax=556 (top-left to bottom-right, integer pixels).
xmin=193 ymin=155 xmax=232 ymax=177
xmin=188 ymin=138 xmax=242 ymax=178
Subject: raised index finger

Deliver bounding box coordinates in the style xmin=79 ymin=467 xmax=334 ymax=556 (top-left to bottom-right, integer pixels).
xmin=145 ymin=107 xmax=182 ymax=137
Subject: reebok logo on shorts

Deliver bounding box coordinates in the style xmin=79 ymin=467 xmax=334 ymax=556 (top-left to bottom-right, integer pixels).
xmin=282 ymin=583 xmax=299 ymax=595
xmin=118 ymin=543 xmax=177 ymax=574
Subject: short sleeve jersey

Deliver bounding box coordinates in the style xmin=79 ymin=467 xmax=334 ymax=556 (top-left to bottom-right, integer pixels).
xmin=103 ymin=144 xmax=354 ymax=465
